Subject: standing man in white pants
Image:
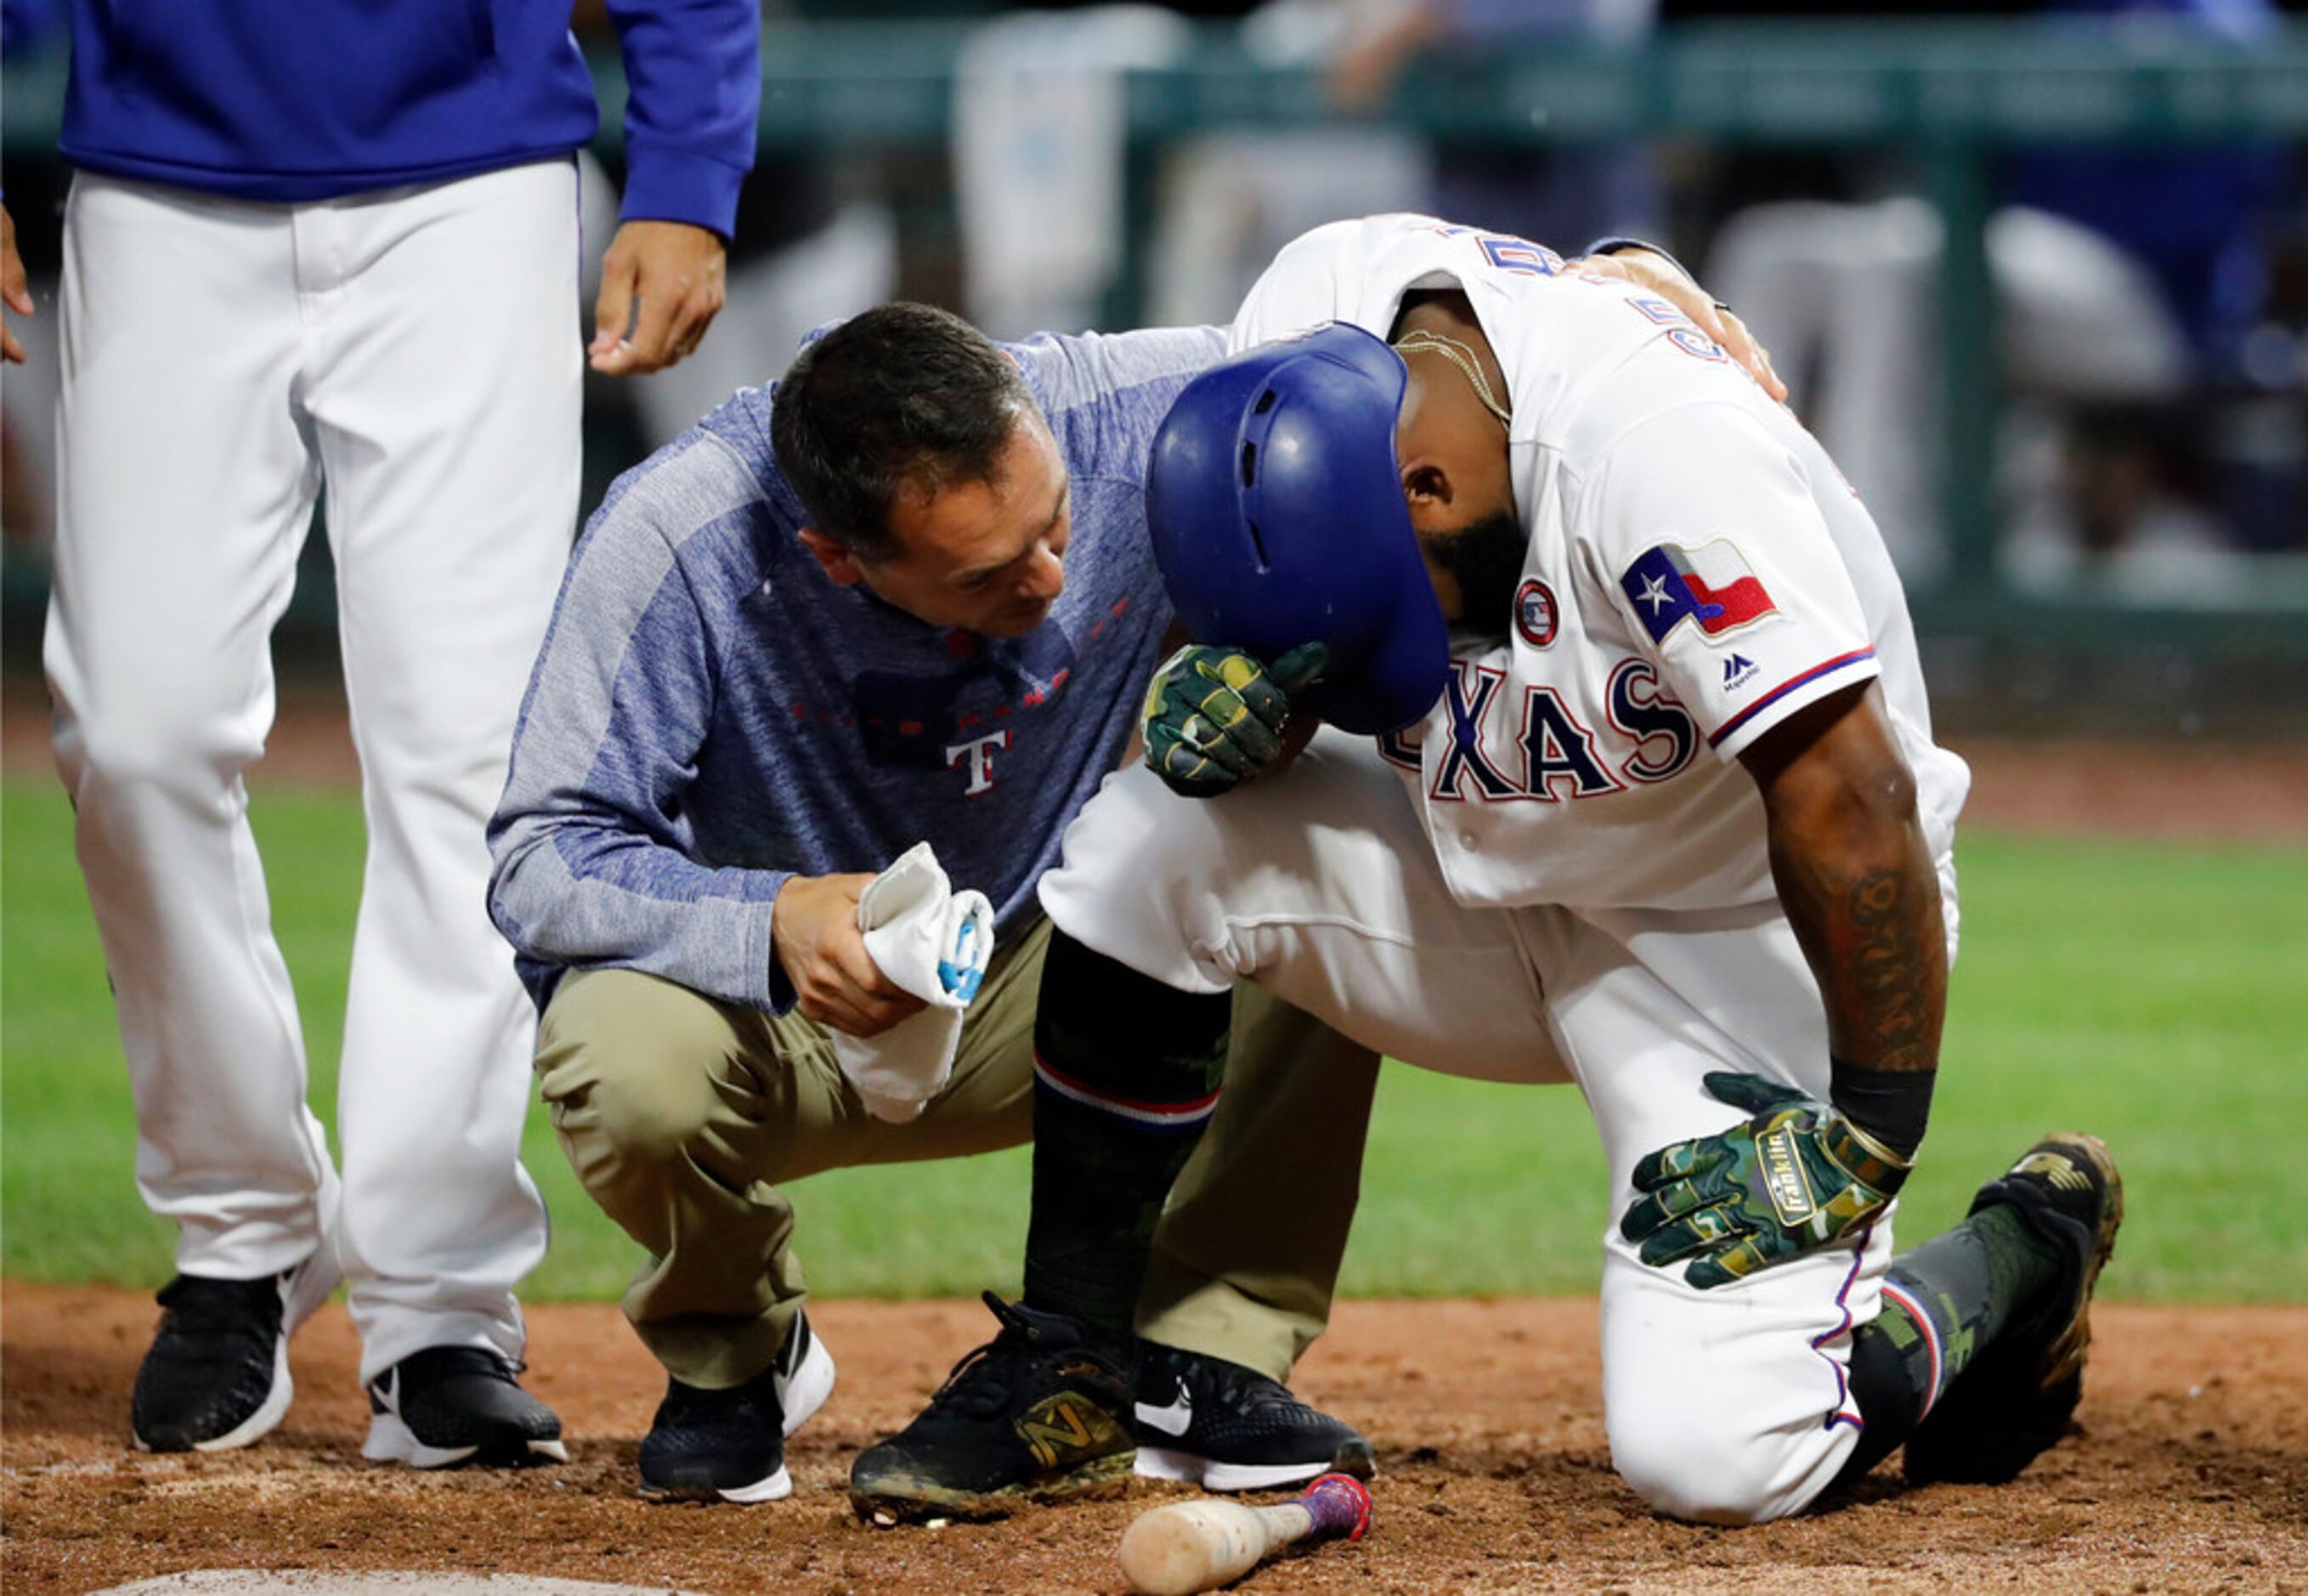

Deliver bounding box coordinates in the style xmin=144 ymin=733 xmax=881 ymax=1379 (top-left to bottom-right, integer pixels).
xmin=1 ymin=0 xmax=758 ymax=1467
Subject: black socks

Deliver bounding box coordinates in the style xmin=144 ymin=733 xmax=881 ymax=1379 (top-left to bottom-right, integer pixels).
xmin=1837 ymin=1203 xmax=2060 ymax=1483
xmin=1021 ymin=930 xmax=1231 ymax=1344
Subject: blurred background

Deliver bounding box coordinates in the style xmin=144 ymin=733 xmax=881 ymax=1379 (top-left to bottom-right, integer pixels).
xmin=4 ymin=0 xmax=2308 ymax=732
xmin=2 ymin=3 xmax=2305 ymax=1307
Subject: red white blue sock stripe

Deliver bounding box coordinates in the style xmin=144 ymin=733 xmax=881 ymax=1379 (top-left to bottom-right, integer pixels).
xmin=1032 ymin=1053 xmax=1221 ymax=1130
xmin=1879 ymin=1279 xmax=1945 ymax=1418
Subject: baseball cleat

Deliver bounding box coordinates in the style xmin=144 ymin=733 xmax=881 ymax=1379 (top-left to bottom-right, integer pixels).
xmin=848 ymin=1292 xmax=1134 ymax=1524
xmin=1131 ymin=1343 xmax=1375 ymax=1491
xmin=131 ymin=1272 xmax=297 ymax=1453
xmin=638 ymin=1310 xmax=834 ymax=1503
xmin=362 ymin=1346 xmax=566 ymax=1469
xmin=1904 ymin=1132 xmax=2124 ymax=1486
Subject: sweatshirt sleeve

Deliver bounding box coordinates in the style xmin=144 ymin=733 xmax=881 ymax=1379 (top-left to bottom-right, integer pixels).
xmin=602 ymin=0 xmax=761 ymax=236
xmin=487 ymin=478 xmax=790 ymax=1012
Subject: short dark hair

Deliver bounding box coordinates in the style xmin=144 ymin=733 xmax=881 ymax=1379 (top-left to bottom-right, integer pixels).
xmin=770 ymin=303 xmax=1034 ymax=561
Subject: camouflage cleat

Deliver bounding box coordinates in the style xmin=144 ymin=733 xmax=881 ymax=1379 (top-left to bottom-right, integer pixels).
xmin=1904 ymin=1133 xmax=2124 ymax=1486
xmin=850 ymin=1292 xmax=1134 ymax=1523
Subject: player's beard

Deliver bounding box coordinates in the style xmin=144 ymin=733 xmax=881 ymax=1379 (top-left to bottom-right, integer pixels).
xmin=1429 ymin=507 xmax=1528 ymax=639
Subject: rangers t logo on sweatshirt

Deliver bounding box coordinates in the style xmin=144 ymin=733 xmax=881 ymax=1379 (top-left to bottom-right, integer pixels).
xmin=1620 ymin=540 xmax=1779 ymax=645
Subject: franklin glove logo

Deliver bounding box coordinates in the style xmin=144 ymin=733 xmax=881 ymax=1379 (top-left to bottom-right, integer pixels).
xmin=1757 ymin=1123 xmax=1819 ymax=1226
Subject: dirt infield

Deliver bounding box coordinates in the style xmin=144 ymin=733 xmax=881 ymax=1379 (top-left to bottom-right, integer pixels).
xmin=5 ymin=1285 xmax=2304 ymax=1595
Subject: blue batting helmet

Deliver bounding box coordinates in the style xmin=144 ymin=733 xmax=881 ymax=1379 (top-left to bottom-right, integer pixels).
xmin=1146 ymin=322 xmax=1450 ymax=737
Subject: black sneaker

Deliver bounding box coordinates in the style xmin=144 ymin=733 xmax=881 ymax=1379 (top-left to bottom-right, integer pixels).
xmin=131 ymin=1273 xmax=294 ymax=1452
xmin=849 ymin=1292 xmax=1133 ymax=1523
xmin=1131 ymin=1343 xmax=1375 ymax=1491
xmin=638 ymin=1310 xmax=836 ymax=1503
xmin=1904 ymin=1133 xmax=2124 ymax=1486
xmin=362 ymin=1346 xmax=567 ymax=1469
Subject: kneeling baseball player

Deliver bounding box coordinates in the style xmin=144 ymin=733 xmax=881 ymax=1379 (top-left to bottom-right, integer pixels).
xmin=1023 ymin=215 xmax=2122 ymax=1523
xmin=488 ymin=245 xmax=1770 ymax=1511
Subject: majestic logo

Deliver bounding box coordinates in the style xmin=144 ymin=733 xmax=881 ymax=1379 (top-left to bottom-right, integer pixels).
xmin=1722 ymin=653 xmax=1758 ymax=690
xmin=1514 ymin=580 xmax=1558 ymax=649
xmin=1134 ymin=1379 xmax=1195 ymax=1438
xmin=1620 ymin=540 xmax=1780 ymax=645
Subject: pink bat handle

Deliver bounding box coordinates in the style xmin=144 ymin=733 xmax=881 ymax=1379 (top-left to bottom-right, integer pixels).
xmin=1298 ymin=1472 xmax=1372 ymax=1542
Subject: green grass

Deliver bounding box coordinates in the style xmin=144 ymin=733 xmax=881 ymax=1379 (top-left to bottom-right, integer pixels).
xmin=4 ymin=780 xmax=2301 ymax=1302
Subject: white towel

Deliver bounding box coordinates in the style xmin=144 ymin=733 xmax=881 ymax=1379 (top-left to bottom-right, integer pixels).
xmin=830 ymin=842 xmax=997 ymax=1123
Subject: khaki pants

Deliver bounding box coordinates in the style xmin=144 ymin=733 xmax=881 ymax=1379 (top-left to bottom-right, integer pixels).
xmin=535 ymin=913 xmax=1379 ymax=1387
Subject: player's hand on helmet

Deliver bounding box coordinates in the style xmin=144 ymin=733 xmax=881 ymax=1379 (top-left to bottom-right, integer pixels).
xmin=771 ymin=873 xmax=929 ymax=1038
xmin=1620 ymin=1071 xmax=1911 ymax=1289
xmin=1143 ymin=641 xmax=1327 ymax=799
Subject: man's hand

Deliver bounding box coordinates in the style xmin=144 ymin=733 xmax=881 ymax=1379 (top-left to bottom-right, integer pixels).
xmin=771 ymin=873 xmax=928 ymax=1038
xmin=1621 ymin=1072 xmax=1910 ymax=1289
xmin=589 ymin=219 xmax=727 ymax=376
xmin=3 ymin=205 xmax=31 ymax=365
xmin=1144 ymin=642 xmax=1326 ymax=798
xmin=1569 ymin=246 xmax=1786 ymax=404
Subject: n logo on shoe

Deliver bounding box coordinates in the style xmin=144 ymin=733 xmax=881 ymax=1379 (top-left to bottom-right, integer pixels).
xmin=1016 ymin=1394 xmax=1123 ymax=1469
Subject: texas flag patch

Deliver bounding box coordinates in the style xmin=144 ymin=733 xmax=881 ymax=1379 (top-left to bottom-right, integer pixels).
xmin=1620 ymin=540 xmax=1780 ymax=644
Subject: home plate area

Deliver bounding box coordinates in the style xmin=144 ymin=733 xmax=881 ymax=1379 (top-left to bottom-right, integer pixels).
xmin=8 ymin=1287 xmax=2303 ymax=1594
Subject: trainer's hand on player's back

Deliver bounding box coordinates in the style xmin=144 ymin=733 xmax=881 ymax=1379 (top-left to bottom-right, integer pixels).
xmin=2 ymin=204 xmax=31 ymax=365
xmin=589 ymin=219 xmax=728 ymax=376
xmin=1568 ymin=247 xmax=1787 ymax=405
xmin=771 ymin=873 xmax=929 ymax=1038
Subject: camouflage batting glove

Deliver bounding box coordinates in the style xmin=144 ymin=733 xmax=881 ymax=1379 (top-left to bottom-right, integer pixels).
xmin=1143 ymin=642 xmax=1327 ymax=798
xmin=1620 ymin=1072 xmax=1912 ymax=1290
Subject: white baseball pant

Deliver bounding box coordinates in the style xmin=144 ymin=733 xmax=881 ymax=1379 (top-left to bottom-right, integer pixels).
xmin=1041 ymin=729 xmax=1962 ymax=1523
xmin=45 ymin=162 xmax=581 ymax=1384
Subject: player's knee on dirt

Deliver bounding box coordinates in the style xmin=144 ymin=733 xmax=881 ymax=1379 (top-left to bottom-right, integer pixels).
xmin=1605 ymin=1341 xmax=1858 ymax=1525
xmin=1609 ymin=1413 xmax=1803 ymax=1526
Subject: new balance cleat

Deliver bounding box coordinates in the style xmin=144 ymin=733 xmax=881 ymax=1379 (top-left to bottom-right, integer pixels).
xmin=363 ymin=1346 xmax=567 ymax=1469
xmin=1132 ymin=1342 xmax=1375 ymax=1491
xmin=638 ymin=1310 xmax=834 ymax=1503
xmin=849 ymin=1292 xmax=1133 ymax=1523
xmin=1904 ymin=1132 xmax=2124 ymax=1486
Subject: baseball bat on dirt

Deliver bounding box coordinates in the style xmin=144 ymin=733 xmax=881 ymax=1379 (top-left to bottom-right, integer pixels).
xmin=1117 ymin=1471 xmax=1372 ymax=1595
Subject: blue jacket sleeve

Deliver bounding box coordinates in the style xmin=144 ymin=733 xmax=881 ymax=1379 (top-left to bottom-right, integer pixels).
xmin=603 ymin=0 xmax=761 ymax=236
xmin=487 ymin=491 xmax=790 ymax=1013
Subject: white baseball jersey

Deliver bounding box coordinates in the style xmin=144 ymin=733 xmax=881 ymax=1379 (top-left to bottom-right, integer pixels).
xmin=1226 ymin=214 xmax=1971 ymax=914
xmin=1044 ymin=216 xmax=1978 ymax=1525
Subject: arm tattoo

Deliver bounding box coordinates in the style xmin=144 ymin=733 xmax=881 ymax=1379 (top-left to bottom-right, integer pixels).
xmin=1842 ymin=867 xmax=1937 ymax=1072
xmin=1777 ymin=841 xmax=1945 ymax=1077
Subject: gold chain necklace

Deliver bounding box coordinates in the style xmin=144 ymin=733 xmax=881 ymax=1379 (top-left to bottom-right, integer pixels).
xmin=1392 ymin=329 xmax=1512 ymax=427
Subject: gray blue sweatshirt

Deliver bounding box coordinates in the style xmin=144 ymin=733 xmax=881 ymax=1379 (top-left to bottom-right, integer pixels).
xmin=487 ymin=325 xmax=1227 ymax=1013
